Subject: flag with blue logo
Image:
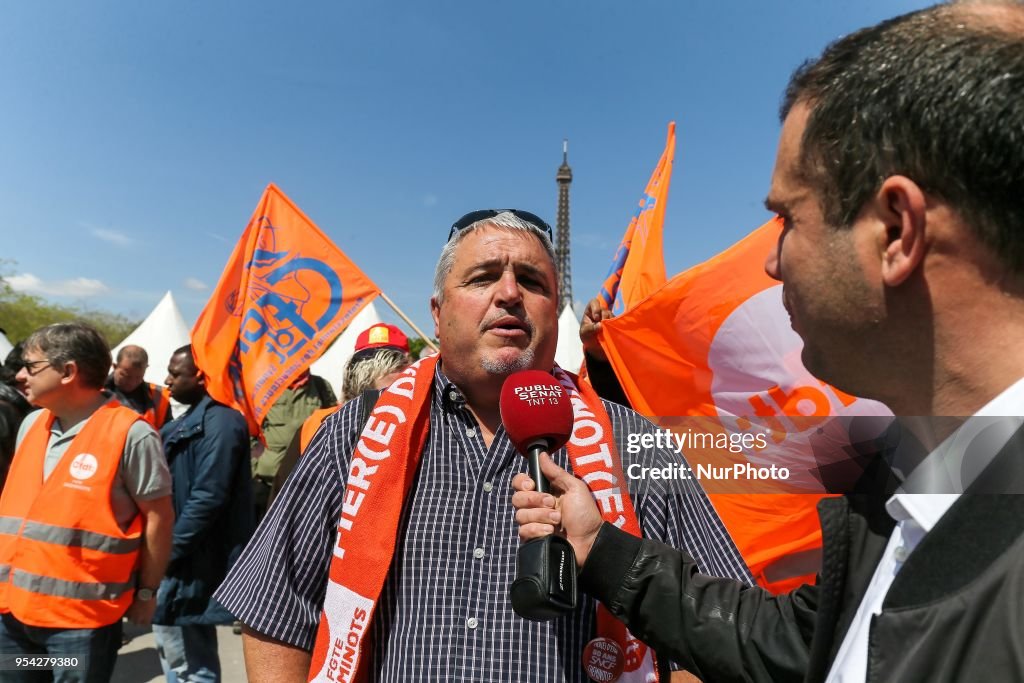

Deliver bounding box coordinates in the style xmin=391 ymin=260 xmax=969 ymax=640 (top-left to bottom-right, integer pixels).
xmin=192 ymin=184 xmax=380 ymax=435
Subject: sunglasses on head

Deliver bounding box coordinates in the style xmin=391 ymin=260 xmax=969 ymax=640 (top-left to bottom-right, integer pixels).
xmin=447 ymin=209 xmax=553 ymax=242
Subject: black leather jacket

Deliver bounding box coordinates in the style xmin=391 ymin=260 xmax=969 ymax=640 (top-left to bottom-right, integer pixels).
xmin=580 ymin=492 xmax=1024 ymax=683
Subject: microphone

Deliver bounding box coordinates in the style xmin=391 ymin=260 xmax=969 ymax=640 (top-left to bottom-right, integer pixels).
xmin=500 ymin=370 xmax=577 ymax=622
xmin=500 ymin=370 xmax=574 ymax=495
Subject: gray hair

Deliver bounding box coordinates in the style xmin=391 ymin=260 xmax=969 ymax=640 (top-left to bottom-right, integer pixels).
xmin=342 ymin=348 xmax=412 ymax=401
xmin=23 ymin=322 xmax=112 ymax=390
xmin=432 ymin=211 xmax=558 ymax=304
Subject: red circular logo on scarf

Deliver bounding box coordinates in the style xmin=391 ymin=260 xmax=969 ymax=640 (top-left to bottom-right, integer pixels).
xmin=583 ymin=637 xmax=624 ymax=682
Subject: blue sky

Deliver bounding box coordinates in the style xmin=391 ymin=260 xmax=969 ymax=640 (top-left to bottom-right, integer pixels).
xmin=0 ymin=0 xmax=930 ymax=340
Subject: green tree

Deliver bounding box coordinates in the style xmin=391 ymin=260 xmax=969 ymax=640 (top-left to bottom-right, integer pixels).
xmin=0 ymin=271 xmax=138 ymax=349
xmin=407 ymin=336 xmax=438 ymax=359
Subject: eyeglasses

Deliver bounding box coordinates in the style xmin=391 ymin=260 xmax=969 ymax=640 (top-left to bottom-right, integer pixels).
xmin=22 ymin=359 xmax=52 ymax=376
xmin=448 ymin=209 xmax=553 ymax=243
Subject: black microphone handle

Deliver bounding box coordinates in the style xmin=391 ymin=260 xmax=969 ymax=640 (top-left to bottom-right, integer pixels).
xmin=510 ymin=440 xmax=578 ymax=621
xmin=526 ymin=442 xmax=549 ymax=495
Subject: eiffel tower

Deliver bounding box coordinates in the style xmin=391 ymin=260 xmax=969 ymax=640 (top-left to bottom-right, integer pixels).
xmin=554 ymin=139 xmax=573 ymax=313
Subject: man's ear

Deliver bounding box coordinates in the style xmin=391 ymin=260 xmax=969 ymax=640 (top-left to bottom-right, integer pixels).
xmin=874 ymin=175 xmax=928 ymax=287
xmin=59 ymin=360 xmax=78 ymax=386
xmin=430 ymin=296 xmax=441 ymax=338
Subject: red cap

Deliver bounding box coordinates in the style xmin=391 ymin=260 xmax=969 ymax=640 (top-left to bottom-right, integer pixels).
xmin=354 ymin=323 xmax=410 ymax=354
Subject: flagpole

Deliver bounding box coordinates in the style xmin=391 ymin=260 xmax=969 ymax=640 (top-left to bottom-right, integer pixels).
xmin=377 ymin=292 xmax=440 ymax=353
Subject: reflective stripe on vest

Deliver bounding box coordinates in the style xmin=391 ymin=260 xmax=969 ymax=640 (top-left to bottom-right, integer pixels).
xmin=0 ymin=402 xmax=143 ymax=627
xmin=761 ymin=547 xmax=823 ymax=585
xmin=0 ymin=517 xmax=20 ymax=536
xmin=0 ymin=518 xmax=141 ymax=555
xmin=0 ymin=564 xmax=135 ymax=600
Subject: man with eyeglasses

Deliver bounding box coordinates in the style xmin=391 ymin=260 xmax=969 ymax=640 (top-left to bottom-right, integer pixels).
xmin=0 ymin=322 xmax=174 ymax=681
xmin=216 ymin=209 xmax=751 ymax=682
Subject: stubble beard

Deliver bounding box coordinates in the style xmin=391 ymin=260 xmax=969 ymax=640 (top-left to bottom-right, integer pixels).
xmin=481 ymin=346 xmax=536 ymax=376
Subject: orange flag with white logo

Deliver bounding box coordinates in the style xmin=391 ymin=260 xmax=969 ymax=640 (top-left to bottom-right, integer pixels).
xmin=597 ymin=122 xmax=675 ymax=315
xmin=192 ymin=183 xmax=380 ymax=435
xmin=599 ymin=218 xmax=892 ymax=592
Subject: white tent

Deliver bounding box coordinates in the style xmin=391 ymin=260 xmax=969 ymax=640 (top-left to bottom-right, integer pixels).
xmin=113 ymin=291 xmax=191 ymax=386
xmin=555 ymin=304 xmax=584 ymax=373
xmin=0 ymin=331 xmax=12 ymax=360
xmin=310 ymin=300 xmax=383 ymax=399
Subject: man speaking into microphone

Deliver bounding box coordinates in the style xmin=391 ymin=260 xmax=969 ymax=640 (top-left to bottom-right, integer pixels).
xmin=216 ymin=209 xmax=751 ymax=682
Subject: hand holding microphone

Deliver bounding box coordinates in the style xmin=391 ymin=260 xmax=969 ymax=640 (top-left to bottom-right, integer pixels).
xmin=500 ymin=370 xmax=577 ymax=621
xmin=511 ymin=453 xmax=604 ymax=569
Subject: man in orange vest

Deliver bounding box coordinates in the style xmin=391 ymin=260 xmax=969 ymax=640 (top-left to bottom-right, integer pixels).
xmin=105 ymin=344 xmax=172 ymax=430
xmin=0 ymin=322 xmax=175 ymax=682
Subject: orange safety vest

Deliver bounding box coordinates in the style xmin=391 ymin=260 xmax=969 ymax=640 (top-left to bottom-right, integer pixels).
xmin=143 ymin=383 xmax=170 ymax=429
xmin=0 ymin=402 xmax=144 ymax=628
xmin=299 ymin=407 xmax=338 ymax=453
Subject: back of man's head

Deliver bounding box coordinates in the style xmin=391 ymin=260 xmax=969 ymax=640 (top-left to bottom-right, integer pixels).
xmin=342 ymin=348 xmax=412 ymax=401
xmin=782 ymin=0 xmax=1024 ymax=271
xmin=23 ymin=322 xmax=112 ymax=390
xmin=3 ymin=343 xmax=25 ymax=380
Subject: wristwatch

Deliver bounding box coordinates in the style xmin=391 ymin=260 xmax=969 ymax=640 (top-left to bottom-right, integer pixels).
xmin=136 ymin=587 xmax=157 ymax=601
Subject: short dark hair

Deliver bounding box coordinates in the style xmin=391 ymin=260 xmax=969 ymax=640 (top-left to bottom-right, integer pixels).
xmin=782 ymin=1 xmax=1024 ymax=270
xmin=171 ymin=344 xmax=197 ymax=369
xmin=23 ymin=322 xmax=112 ymax=389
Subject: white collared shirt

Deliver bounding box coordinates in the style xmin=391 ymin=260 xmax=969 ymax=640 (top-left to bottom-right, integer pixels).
xmin=824 ymin=377 xmax=1024 ymax=683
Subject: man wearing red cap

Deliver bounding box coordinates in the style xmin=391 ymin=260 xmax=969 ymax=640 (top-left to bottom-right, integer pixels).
xmin=343 ymin=323 xmax=413 ymax=402
xmin=265 ymin=324 xmax=414 ymax=506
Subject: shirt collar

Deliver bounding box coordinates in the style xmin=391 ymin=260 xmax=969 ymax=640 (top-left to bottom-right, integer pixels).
xmin=432 ymin=361 xmax=466 ymax=413
xmin=975 ymin=376 xmax=1024 ymax=417
xmin=895 ymin=376 xmax=1024 ymax=494
xmin=885 ymin=494 xmax=960 ymax=532
xmin=162 ymin=394 xmax=213 ymax=443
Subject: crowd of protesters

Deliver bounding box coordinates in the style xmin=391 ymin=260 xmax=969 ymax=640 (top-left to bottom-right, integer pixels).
xmin=1 ymin=3 xmax=1023 ymax=682
xmin=0 ymin=319 xmax=413 ymax=682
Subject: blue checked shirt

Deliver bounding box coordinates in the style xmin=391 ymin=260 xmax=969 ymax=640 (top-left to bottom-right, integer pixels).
xmin=215 ymin=365 xmax=752 ymax=682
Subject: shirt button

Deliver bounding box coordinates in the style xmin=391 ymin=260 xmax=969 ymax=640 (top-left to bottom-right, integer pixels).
xmin=466 ymin=427 xmax=476 ymax=437
xmin=482 ymin=482 xmax=493 ymax=493
xmin=894 ymin=545 xmax=910 ymax=563
xmin=466 ymin=617 xmax=479 ymax=630
xmin=473 ymin=547 xmax=485 ymax=559
xmin=449 ymin=391 xmax=460 ymax=402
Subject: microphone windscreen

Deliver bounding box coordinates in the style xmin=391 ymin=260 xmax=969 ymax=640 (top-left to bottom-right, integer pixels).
xmin=500 ymin=370 xmax=574 ymax=455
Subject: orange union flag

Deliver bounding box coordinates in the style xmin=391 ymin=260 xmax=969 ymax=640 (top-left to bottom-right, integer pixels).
xmin=599 ymin=218 xmax=892 ymax=592
xmin=598 ymin=122 xmax=675 ymax=315
xmin=192 ymin=184 xmax=380 ymax=435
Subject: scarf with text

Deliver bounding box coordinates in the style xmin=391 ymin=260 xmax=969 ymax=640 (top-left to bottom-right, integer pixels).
xmin=307 ymin=355 xmax=657 ymax=683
